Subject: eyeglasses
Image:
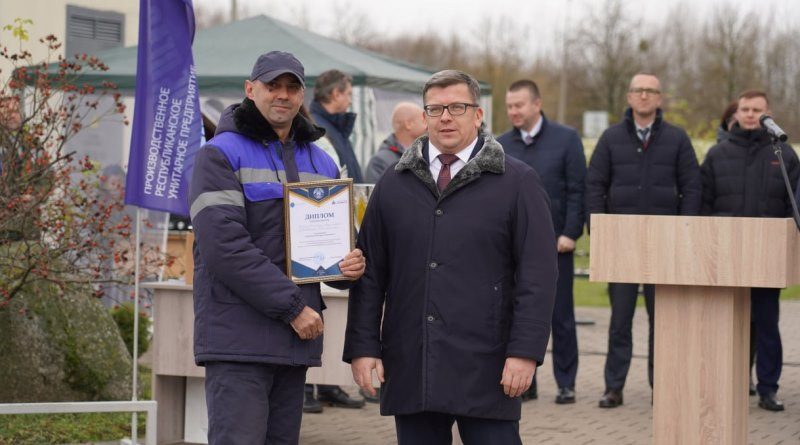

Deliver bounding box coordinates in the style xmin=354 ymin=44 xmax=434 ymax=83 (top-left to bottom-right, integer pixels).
xmin=629 ymin=88 xmax=661 ymax=96
xmin=423 ymin=103 xmax=479 ymax=117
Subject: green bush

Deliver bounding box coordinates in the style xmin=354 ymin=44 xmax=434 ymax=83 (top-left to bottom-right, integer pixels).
xmin=110 ymin=303 xmax=151 ymax=357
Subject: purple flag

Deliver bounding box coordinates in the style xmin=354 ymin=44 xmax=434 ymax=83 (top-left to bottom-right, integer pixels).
xmin=125 ymin=0 xmax=200 ymax=216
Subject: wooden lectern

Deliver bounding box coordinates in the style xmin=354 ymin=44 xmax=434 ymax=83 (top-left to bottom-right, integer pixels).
xmin=589 ymin=215 xmax=800 ymax=445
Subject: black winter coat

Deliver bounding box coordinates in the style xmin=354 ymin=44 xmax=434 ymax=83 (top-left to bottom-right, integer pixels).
xmin=586 ymin=108 xmax=701 ymax=225
xmin=343 ymin=132 xmax=558 ymax=421
xmin=701 ymin=125 xmax=800 ymax=217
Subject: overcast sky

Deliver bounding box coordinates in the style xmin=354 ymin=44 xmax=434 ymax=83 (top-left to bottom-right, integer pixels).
xmin=194 ymin=0 xmax=798 ymax=56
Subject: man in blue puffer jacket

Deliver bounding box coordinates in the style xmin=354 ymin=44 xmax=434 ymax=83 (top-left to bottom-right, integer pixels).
xmin=188 ymin=51 xmax=365 ymax=444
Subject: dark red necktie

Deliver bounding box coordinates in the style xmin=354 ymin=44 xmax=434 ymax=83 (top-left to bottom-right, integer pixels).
xmin=437 ymin=153 xmax=458 ymax=193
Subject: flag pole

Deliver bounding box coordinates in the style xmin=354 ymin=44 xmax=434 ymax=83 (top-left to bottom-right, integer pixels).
xmin=131 ymin=206 xmax=141 ymax=444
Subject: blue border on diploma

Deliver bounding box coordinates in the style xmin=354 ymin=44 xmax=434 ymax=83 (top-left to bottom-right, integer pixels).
xmin=291 ymin=261 xmax=343 ymax=279
xmin=291 ymin=185 xmax=349 ymax=204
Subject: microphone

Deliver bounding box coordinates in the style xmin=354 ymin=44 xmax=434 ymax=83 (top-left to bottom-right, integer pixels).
xmin=759 ymin=115 xmax=788 ymax=142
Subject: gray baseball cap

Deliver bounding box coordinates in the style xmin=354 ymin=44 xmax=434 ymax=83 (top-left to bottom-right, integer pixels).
xmin=250 ymin=51 xmax=305 ymax=87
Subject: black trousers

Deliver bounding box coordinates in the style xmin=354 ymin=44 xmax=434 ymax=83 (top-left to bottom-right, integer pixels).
xmin=751 ymin=287 xmax=782 ymax=396
xmin=533 ymin=252 xmax=579 ymax=389
xmin=603 ymin=283 xmax=655 ymax=391
xmin=205 ymin=361 xmax=307 ymax=445
xmin=395 ymin=412 xmax=522 ymax=445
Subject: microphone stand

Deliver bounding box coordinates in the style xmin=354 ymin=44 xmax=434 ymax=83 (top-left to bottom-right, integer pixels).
xmin=771 ymin=137 xmax=800 ymax=232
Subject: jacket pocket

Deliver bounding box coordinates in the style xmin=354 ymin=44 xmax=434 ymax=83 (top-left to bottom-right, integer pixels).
xmin=491 ymin=278 xmax=511 ymax=344
xmin=242 ymin=182 xmax=283 ymax=202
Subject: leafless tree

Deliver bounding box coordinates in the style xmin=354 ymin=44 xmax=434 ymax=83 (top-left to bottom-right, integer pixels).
xmin=575 ymin=0 xmax=642 ymax=118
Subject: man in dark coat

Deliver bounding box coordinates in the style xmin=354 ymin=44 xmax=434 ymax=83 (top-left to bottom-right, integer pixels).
xmin=305 ymin=69 xmax=368 ymax=411
xmin=310 ymin=69 xmax=363 ymax=183
xmin=365 ymin=102 xmax=426 ymax=183
xmin=498 ymin=79 xmax=586 ymax=405
xmin=586 ymin=73 xmax=701 ymax=408
xmin=189 ymin=51 xmax=366 ymax=444
xmin=701 ymin=90 xmax=799 ymax=412
xmin=344 ymin=70 xmax=558 ymax=445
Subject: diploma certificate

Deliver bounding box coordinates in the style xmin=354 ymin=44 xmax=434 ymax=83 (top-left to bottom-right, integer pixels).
xmin=284 ymin=179 xmax=354 ymax=284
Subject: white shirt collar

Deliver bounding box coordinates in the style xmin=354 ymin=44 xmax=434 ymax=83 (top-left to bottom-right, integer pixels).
xmin=519 ymin=116 xmax=543 ymax=141
xmin=428 ymin=136 xmax=479 ymax=165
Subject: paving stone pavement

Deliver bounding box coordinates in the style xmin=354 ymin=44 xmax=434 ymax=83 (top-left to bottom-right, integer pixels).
xmin=298 ymin=300 xmax=800 ymax=444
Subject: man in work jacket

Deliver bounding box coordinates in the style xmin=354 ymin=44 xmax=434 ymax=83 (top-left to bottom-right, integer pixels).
xmin=188 ymin=51 xmax=365 ymax=444
xmin=344 ymin=69 xmax=558 ymax=445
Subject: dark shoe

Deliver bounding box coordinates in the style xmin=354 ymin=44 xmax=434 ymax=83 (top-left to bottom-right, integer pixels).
xmin=749 ymin=381 xmax=756 ymax=396
xmin=758 ymin=393 xmax=785 ymax=412
xmin=359 ymin=387 xmax=380 ymax=404
xmin=317 ymin=387 xmax=365 ymax=409
xmin=555 ymin=387 xmax=576 ymax=404
xmin=520 ymin=380 xmax=538 ymax=401
xmin=303 ymin=393 xmax=323 ymax=414
xmin=598 ymin=389 xmax=623 ymax=408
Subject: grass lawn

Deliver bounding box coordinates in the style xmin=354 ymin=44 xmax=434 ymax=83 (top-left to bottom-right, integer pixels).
xmin=0 ymin=366 xmax=151 ymax=445
xmin=573 ymin=277 xmax=800 ymax=308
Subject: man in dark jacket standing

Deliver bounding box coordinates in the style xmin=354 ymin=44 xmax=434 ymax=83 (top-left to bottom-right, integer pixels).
xmin=344 ymin=70 xmax=558 ymax=445
xmin=305 ymin=68 xmax=368 ymax=411
xmin=365 ymin=102 xmax=426 ymax=183
xmin=188 ymin=51 xmax=365 ymax=444
xmin=310 ymin=69 xmax=363 ymax=183
xmin=701 ymin=90 xmax=799 ymax=412
xmin=498 ymin=79 xmax=586 ymax=404
xmin=586 ymin=73 xmax=701 ymax=408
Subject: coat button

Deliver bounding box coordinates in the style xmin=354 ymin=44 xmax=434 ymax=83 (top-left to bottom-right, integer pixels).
xmin=435 ymin=209 xmax=443 ymax=216
xmin=427 ymin=315 xmax=435 ymax=322
xmin=429 ymin=261 xmax=438 ymax=269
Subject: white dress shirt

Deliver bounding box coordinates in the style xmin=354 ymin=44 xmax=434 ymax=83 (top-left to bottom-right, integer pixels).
xmin=635 ymin=122 xmax=653 ymax=142
xmin=518 ymin=116 xmax=544 ymax=142
xmin=428 ymin=136 xmax=479 ymax=180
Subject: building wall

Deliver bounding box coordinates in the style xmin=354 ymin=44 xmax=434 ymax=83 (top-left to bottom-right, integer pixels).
xmin=1 ymin=1 xmax=139 ymax=172
xmin=0 ymin=0 xmax=138 ymax=67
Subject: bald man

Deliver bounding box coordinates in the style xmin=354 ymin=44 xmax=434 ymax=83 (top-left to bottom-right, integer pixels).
xmin=587 ymin=73 xmax=701 ymax=408
xmin=365 ymin=102 xmax=426 ymax=183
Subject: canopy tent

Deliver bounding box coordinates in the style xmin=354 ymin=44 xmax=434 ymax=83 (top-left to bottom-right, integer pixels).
xmin=65 ymin=15 xmax=493 ymax=169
